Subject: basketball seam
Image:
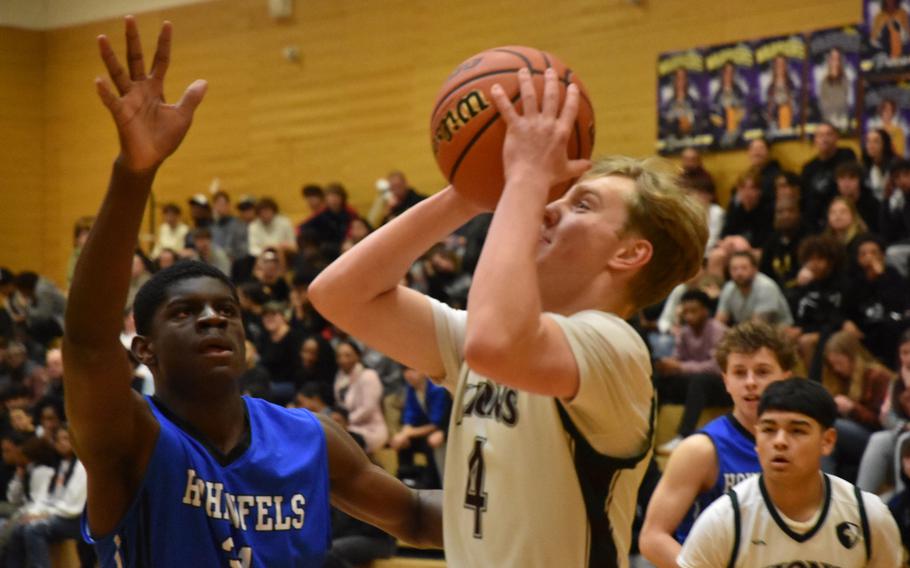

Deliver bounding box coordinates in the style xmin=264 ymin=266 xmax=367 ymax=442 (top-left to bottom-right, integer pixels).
xmin=431 ymin=68 xmax=524 ymax=119
xmin=447 ymin=92 xmax=520 ymax=182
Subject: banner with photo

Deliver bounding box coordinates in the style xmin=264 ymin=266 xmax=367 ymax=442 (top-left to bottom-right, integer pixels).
xmin=755 ymin=34 xmax=807 ymax=142
xmin=863 ymin=0 xmax=910 ymax=76
xmin=704 ymin=42 xmax=763 ymax=150
xmin=806 ymin=26 xmax=861 ymax=135
xmin=863 ymin=80 xmax=910 ymax=157
xmin=656 ymin=49 xmax=712 ymax=154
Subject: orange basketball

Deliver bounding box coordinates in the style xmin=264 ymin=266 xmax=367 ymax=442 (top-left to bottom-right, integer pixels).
xmin=430 ymin=46 xmax=596 ymax=210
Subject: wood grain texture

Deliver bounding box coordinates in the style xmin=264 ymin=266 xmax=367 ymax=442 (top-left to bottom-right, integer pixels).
xmin=0 ymin=0 xmax=861 ymax=284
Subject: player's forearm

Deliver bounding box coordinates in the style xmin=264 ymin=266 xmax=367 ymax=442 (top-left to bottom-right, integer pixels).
xmin=405 ymin=489 xmax=443 ymax=548
xmin=65 ymin=159 xmax=156 ymax=346
xmin=465 ymin=174 xmax=546 ymax=356
xmin=404 ymin=423 xmax=437 ymax=439
xmin=638 ymin=530 xmax=683 ymax=568
xmin=310 ymin=187 xmax=478 ymax=313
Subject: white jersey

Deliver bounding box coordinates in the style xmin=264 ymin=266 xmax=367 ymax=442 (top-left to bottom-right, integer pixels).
xmin=678 ymin=473 xmax=902 ymax=568
xmin=430 ymin=299 xmax=654 ymax=568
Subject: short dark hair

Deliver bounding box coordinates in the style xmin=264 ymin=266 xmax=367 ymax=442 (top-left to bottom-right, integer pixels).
xmin=162 ymin=203 xmax=181 ymax=215
xmin=759 ymin=378 xmax=837 ymax=429
xmin=834 ymin=161 xmax=863 ymax=180
xmin=13 ymin=272 xmax=39 ymax=294
xmin=256 ymin=197 xmax=279 ymax=214
xmin=797 ymin=234 xmax=845 ymax=269
xmin=298 ymin=381 xmax=325 ymax=401
xmin=729 ymin=250 xmax=758 ymax=268
xmin=777 ymin=171 xmax=801 ymax=188
xmin=852 ymin=233 xmax=886 ymax=255
xmin=715 ymin=321 xmax=798 ymax=372
xmin=133 ymin=261 xmax=237 ymax=336
xmin=301 ymin=184 xmax=324 ymax=199
xmin=192 ymin=227 xmax=213 ymax=240
xmin=212 ymin=190 xmax=230 ymax=203
xmin=680 ymin=289 xmax=711 ymax=309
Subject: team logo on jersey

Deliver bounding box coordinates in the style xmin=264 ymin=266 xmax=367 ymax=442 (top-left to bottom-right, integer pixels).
xmin=835 ymin=521 xmax=861 ymax=549
xmin=457 ymin=380 xmax=519 ymax=426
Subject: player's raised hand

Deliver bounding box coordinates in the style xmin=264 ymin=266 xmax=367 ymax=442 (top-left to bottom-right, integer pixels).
xmin=489 ymin=67 xmax=590 ymax=189
xmin=95 ymin=16 xmax=206 ymax=173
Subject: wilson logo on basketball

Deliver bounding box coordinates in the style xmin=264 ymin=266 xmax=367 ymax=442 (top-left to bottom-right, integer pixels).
xmin=432 ymin=90 xmax=491 ymax=154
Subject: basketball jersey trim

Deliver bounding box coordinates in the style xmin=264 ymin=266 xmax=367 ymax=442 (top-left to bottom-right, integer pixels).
xmin=758 ymin=473 xmax=832 ymax=543
xmin=555 ymin=397 xmax=655 ymax=568
xmin=853 ymin=485 xmax=871 ymax=561
xmin=151 ymin=396 xmax=252 ymax=467
xmin=726 ymin=490 xmax=741 ymax=568
xmin=724 ymin=413 xmax=755 ymax=443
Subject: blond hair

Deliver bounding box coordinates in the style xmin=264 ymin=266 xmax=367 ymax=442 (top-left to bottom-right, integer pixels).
xmin=822 ymin=331 xmax=894 ymax=401
xmin=714 ymin=321 xmax=798 ymax=372
xmin=582 ymin=156 xmax=708 ymax=309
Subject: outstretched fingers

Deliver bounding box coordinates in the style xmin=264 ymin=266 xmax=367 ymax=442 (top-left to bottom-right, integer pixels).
xmin=95 ymin=77 xmax=122 ymax=115
xmin=557 ymin=83 xmax=581 ymax=131
xmin=177 ymin=79 xmax=208 ymax=115
xmin=150 ymin=21 xmax=172 ymax=82
xmin=124 ymin=16 xmax=147 ymax=81
xmin=98 ymin=35 xmax=131 ymax=95
xmin=540 ymin=68 xmax=560 ymax=117
xmin=517 ymin=67 xmax=539 ymax=116
xmin=490 ymin=83 xmax=520 ymax=124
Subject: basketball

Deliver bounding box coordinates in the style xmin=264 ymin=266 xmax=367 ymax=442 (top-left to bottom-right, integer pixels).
xmin=430 ymin=46 xmax=596 ymax=210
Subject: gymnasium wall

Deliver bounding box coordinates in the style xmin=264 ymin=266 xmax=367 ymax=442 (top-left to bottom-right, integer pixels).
xmin=0 ymin=0 xmax=861 ymax=285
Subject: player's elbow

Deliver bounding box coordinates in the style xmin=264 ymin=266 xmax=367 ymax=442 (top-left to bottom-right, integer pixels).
xmin=464 ymin=332 xmax=511 ymax=379
xmin=638 ymin=523 xmax=676 ymax=568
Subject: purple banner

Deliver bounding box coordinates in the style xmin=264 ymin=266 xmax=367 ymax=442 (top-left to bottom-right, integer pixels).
xmin=807 ymin=26 xmax=861 ymax=135
xmin=704 ymin=42 xmax=762 ymax=150
xmin=657 ymin=49 xmax=712 ymax=154
xmin=863 ymin=0 xmax=910 ymax=76
xmin=754 ymin=34 xmax=807 ymax=142
xmin=863 ymin=80 xmax=910 ymax=157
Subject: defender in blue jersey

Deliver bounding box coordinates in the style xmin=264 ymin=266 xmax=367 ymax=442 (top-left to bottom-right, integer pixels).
xmin=639 ymin=321 xmax=798 ymax=568
xmin=63 ymin=18 xmax=441 ymax=567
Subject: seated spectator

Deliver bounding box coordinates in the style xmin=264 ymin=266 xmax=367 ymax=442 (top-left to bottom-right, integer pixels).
xmin=333 ymin=340 xmax=388 ymax=454
xmin=835 ymin=161 xmax=880 ymax=232
xmin=681 ymin=177 xmax=724 ymax=255
xmin=238 ymin=340 xmax=271 ymax=400
xmin=423 ymin=244 xmax=471 ymax=309
xmin=252 ymin=248 xmax=290 ymax=304
xmin=390 ymin=368 xmax=451 ymax=489
xmin=300 ymin=183 xmax=355 ymax=256
xmin=150 ymin=202 xmax=188 ymax=259
xmin=210 ymin=190 xmax=249 ymax=263
xmin=858 ymin=330 xmax=910 ymax=495
xmin=229 ymin=195 xmax=257 ymax=283
xmin=821 ymin=331 xmax=893 ymax=482
xmin=258 ymin=302 xmax=303 ymax=405
xmin=154 ymin=248 xmax=179 ymax=271
xmin=0 ymin=343 xmax=43 ymax=397
xmin=293 ymin=335 xmax=337 ymax=405
xmin=844 ymin=234 xmax=910 ymax=362
xmin=323 ymin=507 xmax=396 ymax=568
xmin=824 ymin=196 xmax=868 ymax=251
xmin=380 ymin=170 xmax=426 ymax=225
xmin=801 ymin=121 xmax=857 ymax=232
xmin=237 ymin=282 xmax=267 ymax=350
xmin=11 ymin=272 xmax=66 ymax=348
xmin=863 ymin=127 xmax=896 ymax=203
xmin=34 ymin=403 xmax=62 ymax=444
xmin=299 ymin=183 xmax=325 ymax=223
xmin=5 ymin=426 xmax=86 ymax=568
xmin=188 ymin=227 xmax=231 ymax=275
xmin=759 ymin=196 xmax=807 ymax=292
xmin=679 ymin=148 xmax=716 ymax=196
xmin=183 ymin=194 xmax=214 ymax=249
xmin=654 ymin=290 xmax=728 ymax=454
xmin=774 ymin=170 xmax=801 ymax=203
xmin=8 ymin=408 xmax=35 ymax=437
xmin=126 ymin=251 xmax=153 ymax=311
xmin=65 ymin=217 xmax=94 ymax=290
xmin=718 ymin=170 xmax=773 ymax=249
xmin=289 ymin=271 xmax=327 ymax=338
xmin=36 ymin=348 xmax=64 ymax=411
xmin=745 ymin=138 xmax=782 ymax=203
xmin=248 ymin=197 xmax=297 ymax=258
xmin=291 ymin=382 xmax=334 ymax=418
xmin=649 ymin=268 xmax=723 ymax=359
xmin=340 ymin=217 xmax=373 ymax=254
xmin=882 ymin=158 xmax=910 ymax=277
xmin=788 ymin=234 xmax=849 ymax=374
xmin=0 ymin=434 xmax=55 ymax=553
xmin=716 ymin=251 xmax=793 ymax=326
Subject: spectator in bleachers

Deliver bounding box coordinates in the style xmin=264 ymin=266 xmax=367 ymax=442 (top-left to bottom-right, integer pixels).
xmin=835 ymin=161 xmax=881 ymax=233
xmin=423 ymin=244 xmax=470 ymax=309
xmin=654 ymin=290 xmax=728 ymax=454
xmin=863 ymin=127 xmax=896 ymax=203
xmin=237 ymin=282 xmax=267 ymax=350
xmin=759 ymin=196 xmax=807 ymax=293
xmin=788 ymin=234 xmax=849 ymax=374
xmin=210 ymin=190 xmax=249 ymax=263
xmin=154 ymin=248 xmax=178 ymax=271
xmin=824 ymin=196 xmax=868 ymax=251
xmin=844 ymin=234 xmax=910 ymax=362
xmin=857 ymin=329 xmax=910 ymax=495
xmin=716 ymin=251 xmax=793 ymax=326
xmin=821 ymin=330 xmax=893 ymax=482
xmin=888 ymin=437 xmax=910 ymax=556
xmin=745 ymin=138 xmax=781 ymax=202
xmin=682 ymin=176 xmax=724 ymax=255
xmin=882 ymin=158 xmax=910 ymax=277
xmin=323 ymin=507 xmax=396 ymax=568
xmin=37 ymin=349 xmax=63 ymax=412
xmin=289 ymin=271 xmax=328 ymax=338
xmin=11 ymin=273 xmax=65 ymax=348
xmin=248 ymin=197 xmax=297 ymax=257
xmin=294 ymin=335 xmax=337 ymax=406
xmin=719 ymin=169 xmax=773 ymax=250
xmin=390 ymin=368 xmax=451 ymax=489
xmin=34 ymin=404 xmax=61 ymax=445
xmin=0 ymin=434 xmax=55 ymax=554
xmin=381 ymin=170 xmax=425 ymax=225
xmin=291 ymin=382 xmax=333 ymax=417
xmin=0 ymin=270 xmax=14 ymax=344
xmin=258 ymin=302 xmax=303 ymax=404
xmin=184 ymin=194 xmax=214 ymax=250
xmin=301 ymin=183 xmax=356 ymax=257
xmin=230 ymin=195 xmax=260 ymax=284
xmin=5 ymin=426 xmax=86 ymax=568
xmin=333 ymin=340 xmax=388 ymax=454
xmin=65 ymin=217 xmax=93 ymax=290
xmin=150 ymin=203 xmax=188 ymax=259
xmin=340 ymin=217 xmax=372 ymax=254
xmin=126 ymin=252 xmax=153 ymax=311
xmin=188 ymin=227 xmax=231 ymax=275
xmin=300 ymin=183 xmax=325 ymax=220
xmin=774 ymin=170 xmax=802 ymax=203
xmin=238 ymin=340 xmax=271 ymax=400
xmin=252 ymin=248 xmax=290 ymax=304
xmin=679 ymin=147 xmax=715 ymax=196
xmin=0 ymin=343 xmax=43 ymax=396
xmin=801 ymin=121 xmax=858 ymax=232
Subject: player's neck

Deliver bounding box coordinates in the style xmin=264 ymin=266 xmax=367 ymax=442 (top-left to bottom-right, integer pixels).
xmin=156 ymin=390 xmax=247 ymax=456
xmin=765 ymin=471 xmax=826 ymax=523
xmin=732 ymin=407 xmax=757 ymax=434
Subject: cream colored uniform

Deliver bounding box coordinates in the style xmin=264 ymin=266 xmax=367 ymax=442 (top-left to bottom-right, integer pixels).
xmin=678 ymin=473 xmax=902 ymax=568
xmin=430 ymin=299 xmax=654 ymax=568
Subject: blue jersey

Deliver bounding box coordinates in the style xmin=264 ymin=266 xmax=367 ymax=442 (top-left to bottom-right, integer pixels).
xmin=674 ymin=414 xmax=759 ymax=543
xmin=84 ymin=396 xmax=332 ymax=567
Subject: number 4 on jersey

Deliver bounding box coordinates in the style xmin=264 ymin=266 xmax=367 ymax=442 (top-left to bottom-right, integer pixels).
xmin=464 ymin=436 xmax=488 ymax=539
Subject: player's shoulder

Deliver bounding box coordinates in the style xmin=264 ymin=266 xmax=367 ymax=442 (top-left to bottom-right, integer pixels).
xmin=828 ymin=474 xmax=891 ymax=516
xmin=555 ymin=310 xmax=648 ymax=353
xmin=664 ymin=434 xmax=718 ymax=486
